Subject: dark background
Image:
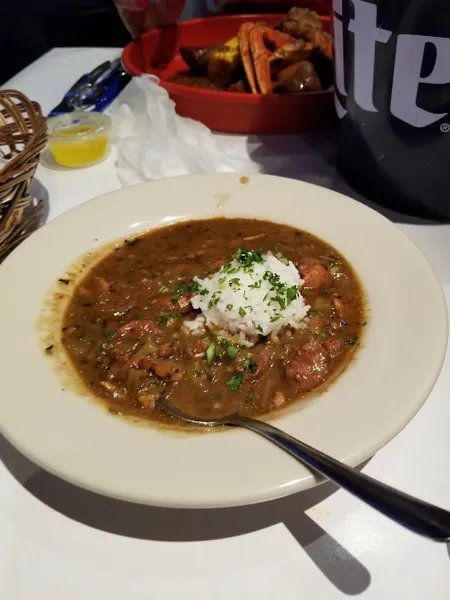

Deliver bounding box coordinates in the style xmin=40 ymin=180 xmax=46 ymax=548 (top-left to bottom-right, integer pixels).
xmin=0 ymin=0 xmax=131 ymax=84
xmin=0 ymin=0 xmax=332 ymax=85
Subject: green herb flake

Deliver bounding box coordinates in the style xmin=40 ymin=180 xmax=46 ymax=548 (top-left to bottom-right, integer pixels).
xmin=245 ymin=392 xmax=254 ymax=404
xmin=238 ymin=307 xmax=247 ymax=317
xmin=222 ymin=264 xmax=239 ymax=275
xmin=257 ymin=325 xmax=264 ymax=334
xmin=308 ymin=310 xmax=319 ymax=317
xmin=229 ymin=278 xmax=241 ymax=289
xmin=226 ymin=371 xmax=244 ymax=392
xmin=104 ymin=331 xmax=116 ymax=340
xmin=227 ymin=345 xmax=239 ymax=359
xmin=226 ymin=303 xmax=233 ymax=311
xmin=274 ymin=251 xmax=289 ymax=265
xmin=274 ymin=295 xmax=286 ymax=310
xmin=286 ymin=285 xmax=298 ymax=304
xmin=206 ymin=343 xmax=217 ymax=365
xmin=158 ymin=285 xmax=170 ymax=294
xmin=208 ymin=292 xmax=221 ymax=309
xmin=233 ymin=247 xmax=263 ymax=267
xmin=156 ymin=312 xmax=180 ymax=327
xmin=172 ymin=282 xmax=186 ymax=302
xmin=188 ymin=279 xmax=206 ymax=295
xmin=243 ymin=358 xmax=258 ymax=373
xmin=135 ymin=312 xmax=145 ymax=319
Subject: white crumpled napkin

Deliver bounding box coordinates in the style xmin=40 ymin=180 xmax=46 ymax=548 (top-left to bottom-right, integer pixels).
xmin=109 ymin=75 xmax=258 ymax=186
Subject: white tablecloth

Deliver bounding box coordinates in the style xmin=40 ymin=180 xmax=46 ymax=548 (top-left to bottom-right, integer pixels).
xmin=1 ymin=48 xmax=449 ymax=600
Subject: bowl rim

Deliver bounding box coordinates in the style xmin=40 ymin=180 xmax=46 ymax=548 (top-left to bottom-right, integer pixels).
xmin=0 ymin=174 xmax=447 ymax=508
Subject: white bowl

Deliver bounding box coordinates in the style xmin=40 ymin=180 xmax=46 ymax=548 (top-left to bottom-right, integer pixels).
xmin=0 ymin=174 xmax=447 ymax=507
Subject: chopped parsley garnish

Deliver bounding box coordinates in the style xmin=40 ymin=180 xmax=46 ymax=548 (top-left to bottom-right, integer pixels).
xmin=135 ymin=312 xmax=145 ymax=319
xmin=229 ymin=277 xmax=241 ymax=289
xmin=222 ymin=263 xmax=239 ymax=275
xmin=308 ymin=310 xmax=319 ymax=317
xmin=208 ymin=292 xmax=221 ymax=308
xmin=243 ymin=358 xmax=258 ymax=373
xmin=158 ymin=285 xmax=170 ymax=294
xmin=257 ymin=325 xmax=264 ymax=334
xmin=188 ymin=279 xmax=207 ymax=294
xmin=286 ymin=286 xmax=298 ymax=304
xmin=233 ymin=247 xmax=263 ymax=267
xmin=172 ymin=282 xmax=186 ymax=301
xmin=104 ymin=331 xmax=116 ymax=340
xmin=226 ymin=304 xmax=233 ymax=311
xmin=226 ymin=371 xmax=244 ymax=392
xmin=249 ymin=281 xmax=262 ymax=289
xmin=274 ymin=295 xmax=286 ymax=310
xmin=245 ymin=392 xmax=254 ymax=404
xmin=262 ymin=273 xmax=298 ymax=306
xmin=226 ymin=358 xmax=257 ymax=392
xmin=238 ymin=307 xmax=247 ymax=317
xmin=156 ymin=312 xmax=180 ymax=326
xmin=264 ymin=271 xmax=281 ymax=288
xmin=274 ymin=251 xmax=289 ymax=265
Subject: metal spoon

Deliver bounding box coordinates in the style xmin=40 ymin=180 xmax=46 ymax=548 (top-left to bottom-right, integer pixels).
xmin=157 ymin=397 xmax=450 ymax=542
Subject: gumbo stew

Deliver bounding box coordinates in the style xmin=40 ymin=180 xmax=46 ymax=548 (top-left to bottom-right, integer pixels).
xmin=62 ymin=218 xmax=365 ymax=425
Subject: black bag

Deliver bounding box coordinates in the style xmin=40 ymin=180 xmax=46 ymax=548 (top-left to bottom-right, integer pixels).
xmin=334 ymin=0 xmax=450 ymax=220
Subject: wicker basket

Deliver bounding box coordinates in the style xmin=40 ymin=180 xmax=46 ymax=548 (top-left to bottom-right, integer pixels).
xmin=0 ymin=90 xmax=47 ymax=261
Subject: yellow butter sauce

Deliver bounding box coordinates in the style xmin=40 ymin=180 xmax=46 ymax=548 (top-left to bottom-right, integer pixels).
xmin=47 ymin=112 xmax=111 ymax=168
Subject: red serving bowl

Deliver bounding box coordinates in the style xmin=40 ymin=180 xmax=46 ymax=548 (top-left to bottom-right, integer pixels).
xmin=122 ymin=14 xmax=336 ymax=134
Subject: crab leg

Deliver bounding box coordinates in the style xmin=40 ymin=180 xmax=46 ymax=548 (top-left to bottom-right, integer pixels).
xmin=249 ymin=26 xmax=295 ymax=94
xmin=238 ymin=22 xmax=258 ymax=94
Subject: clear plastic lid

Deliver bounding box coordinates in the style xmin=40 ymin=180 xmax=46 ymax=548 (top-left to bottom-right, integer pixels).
xmin=47 ymin=111 xmax=112 ymax=142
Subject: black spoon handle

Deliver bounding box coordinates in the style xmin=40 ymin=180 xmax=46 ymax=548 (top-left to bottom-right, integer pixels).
xmin=232 ymin=415 xmax=450 ymax=542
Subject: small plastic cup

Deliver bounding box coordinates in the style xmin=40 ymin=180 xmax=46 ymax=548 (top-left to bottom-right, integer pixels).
xmin=47 ymin=112 xmax=112 ymax=169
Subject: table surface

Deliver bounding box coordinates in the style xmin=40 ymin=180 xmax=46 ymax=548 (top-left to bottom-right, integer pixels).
xmin=1 ymin=48 xmax=449 ymax=600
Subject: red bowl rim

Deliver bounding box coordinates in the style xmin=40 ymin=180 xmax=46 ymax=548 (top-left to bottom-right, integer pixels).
xmin=121 ymin=13 xmax=333 ymax=103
